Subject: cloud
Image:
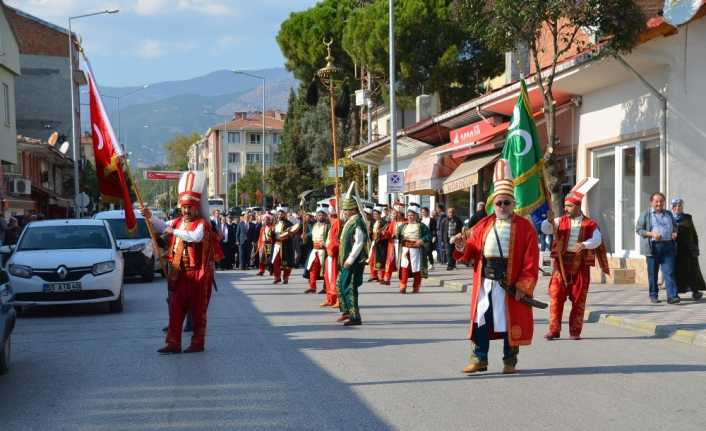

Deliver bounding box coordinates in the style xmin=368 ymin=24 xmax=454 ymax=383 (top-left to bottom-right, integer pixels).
xmin=136 ymin=39 xmax=195 ymax=59
xmin=134 ymin=0 xmax=235 ymax=16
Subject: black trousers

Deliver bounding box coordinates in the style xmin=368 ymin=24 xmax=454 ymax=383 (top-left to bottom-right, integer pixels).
xmin=239 ymin=241 xmax=251 ymax=269
xmin=446 ymin=242 xmax=456 ymax=269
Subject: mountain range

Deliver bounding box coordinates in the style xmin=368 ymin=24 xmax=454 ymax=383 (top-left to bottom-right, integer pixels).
xmin=80 ymin=68 xmax=298 ymax=167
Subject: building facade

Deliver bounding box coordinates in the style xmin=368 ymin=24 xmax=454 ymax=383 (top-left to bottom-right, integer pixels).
xmin=197 ymin=111 xmax=284 ymax=205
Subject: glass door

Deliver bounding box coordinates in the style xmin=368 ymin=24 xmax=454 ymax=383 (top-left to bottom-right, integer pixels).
xmin=591 ymin=139 xmax=661 ymax=258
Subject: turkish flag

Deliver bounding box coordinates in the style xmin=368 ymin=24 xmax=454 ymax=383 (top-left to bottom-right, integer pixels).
xmin=87 ymin=67 xmax=137 ymax=232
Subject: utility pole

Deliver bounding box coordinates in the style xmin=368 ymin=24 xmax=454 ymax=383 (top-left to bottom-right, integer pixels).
xmin=388 ymin=0 xmax=397 ymax=205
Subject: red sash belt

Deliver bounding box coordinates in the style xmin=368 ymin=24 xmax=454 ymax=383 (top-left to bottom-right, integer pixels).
xmin=402 ymin=240 xmax=420 ymax=248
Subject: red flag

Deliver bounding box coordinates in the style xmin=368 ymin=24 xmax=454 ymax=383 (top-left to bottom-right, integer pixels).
xmin=86 ymin=66 xmax=137 ymax=232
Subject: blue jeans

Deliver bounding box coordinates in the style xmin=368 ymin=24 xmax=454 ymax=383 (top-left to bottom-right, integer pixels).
xmin=647 ymin=241 xmax=678 ymax=300
xmin=471 ymin=294 xmax=518 ymax=365
xmin=436 ymin=241 xmax=447 ymax=264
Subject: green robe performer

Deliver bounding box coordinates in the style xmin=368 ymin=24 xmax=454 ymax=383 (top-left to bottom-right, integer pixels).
xmin=336 ymin=193 xmax=369 ymax=326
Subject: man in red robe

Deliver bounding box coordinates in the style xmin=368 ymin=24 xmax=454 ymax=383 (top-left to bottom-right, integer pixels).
xmin=256 ymin=213 xmax=274 ymax=276
xmin=381 ymin=202 xmax=405 ymax=285
xmin=147 ymin=171 xmax=222 ymax=354
xmin=541 ymin=178 xmax=609 ymax=340
xmin=454 ymin=160 xmax=538 ymax=374
xmin=323 ymin=204 xmax=341 ymax=307
xmin=305 ymin=205 xmax=330 ymax=295
xmin=272 ymin=205 xmax=295 ymax=284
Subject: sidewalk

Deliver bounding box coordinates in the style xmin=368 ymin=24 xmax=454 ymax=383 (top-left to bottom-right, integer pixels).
xmin=424 ymin=266 xmax=706 ymax=348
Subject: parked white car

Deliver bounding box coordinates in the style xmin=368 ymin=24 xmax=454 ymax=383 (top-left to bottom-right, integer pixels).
xmin=2 ymin=219 xmax=126 ymax=313
xmin=94 ymin=209 xmax=162 ymax=282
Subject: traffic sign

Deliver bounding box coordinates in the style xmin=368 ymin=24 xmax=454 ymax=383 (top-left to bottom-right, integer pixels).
xmin=387 ymin=171 xmax=405 ymax=193
xmin=76 ymin=192 xmax=91 ymax=209
xmin=144 ymin=170 xmax=183 ymax=181
xmin=327 ymin=166 xmax=344 ymax=178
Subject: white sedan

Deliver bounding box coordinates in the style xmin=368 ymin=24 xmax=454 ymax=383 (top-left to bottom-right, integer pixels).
xmin=2 ymin=219 xmax=126 ymax=313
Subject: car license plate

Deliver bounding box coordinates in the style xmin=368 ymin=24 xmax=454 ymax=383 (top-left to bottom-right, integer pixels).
xmin=43 ymin=282 xmax=82 ymax=293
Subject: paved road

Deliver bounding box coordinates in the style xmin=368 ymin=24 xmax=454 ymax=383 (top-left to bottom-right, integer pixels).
xmin=1 ymin=270 xmax=704 ymax=431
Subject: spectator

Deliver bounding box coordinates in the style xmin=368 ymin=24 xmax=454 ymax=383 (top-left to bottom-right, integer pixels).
xmin=671 ymin=198 xmax=704 ymax=300
xmin=420 ymin=207 xmax=436 ymax=271
xmin=440 ymin=207 xmax=463 ymax=270
xmin=435 ymin=204 xmax=447 ymax=265
xmin=469 ymin=202 xmax=487 ymax=228
xmin=636 ymin=192 xmax=680 ymax=304
xmin=227 ymin=215 xmax=239 ymax=269
xmin=237 ymin=213 xmax=252 ymax=270
xmin=538 ymin=212 xmax=553 ymax=252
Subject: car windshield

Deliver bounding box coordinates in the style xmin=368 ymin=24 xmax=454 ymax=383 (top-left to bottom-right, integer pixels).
xmin=18 ymin=225 xmax=112 ymax=251
xmin=105 ymin=218 xmax=150 ymax=240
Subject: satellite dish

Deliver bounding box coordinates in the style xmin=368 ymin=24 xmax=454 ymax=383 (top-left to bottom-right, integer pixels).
xmin=48 ymin=131 xmax=59 ymax=147
xmin=664 ymin=0 xmax=702 ymax=26
xmin=59 ymin=141 xmax=70 ymax=154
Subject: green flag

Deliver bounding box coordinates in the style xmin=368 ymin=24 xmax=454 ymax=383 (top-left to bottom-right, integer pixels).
xmin=488 ymin=80 xmax=548 ymax=223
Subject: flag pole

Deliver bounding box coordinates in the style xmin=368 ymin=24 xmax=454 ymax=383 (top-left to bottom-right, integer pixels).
xmin=122 ymin=158 xmax=169 ymax=278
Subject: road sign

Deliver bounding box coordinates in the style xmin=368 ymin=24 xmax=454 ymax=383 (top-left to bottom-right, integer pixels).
xmin=76 ymin=192 xmax=90 ymax=209
xmin=144 ymin=170 xmax=183 ymax=181
xmin=387 ymin=171 xmax=405 ymax=193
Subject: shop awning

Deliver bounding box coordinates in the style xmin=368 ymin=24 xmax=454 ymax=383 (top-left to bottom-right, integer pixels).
xmin=442 ymin=152 xmax=500 ymax=194
xmin=433 ymin=121 xmax=509 ymax=160
xmin=404 ymin=147 xmax=460 ymax=195
xmin=4 ymin=198 xmax=37 ymax=210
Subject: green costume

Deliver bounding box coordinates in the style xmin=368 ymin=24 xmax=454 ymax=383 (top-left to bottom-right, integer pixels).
xmin=337 ymin=212 xmax=369 ymax=321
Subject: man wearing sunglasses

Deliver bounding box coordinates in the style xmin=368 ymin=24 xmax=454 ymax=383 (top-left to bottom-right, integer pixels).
xmin=453 ymin=160 xmax=539 ymax=374
xmin=541 ymin=178 xmax=609 ymax=340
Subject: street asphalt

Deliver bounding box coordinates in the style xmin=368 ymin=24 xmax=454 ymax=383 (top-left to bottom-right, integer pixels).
xmin=1 ymin=269 xmax=704 ymax=431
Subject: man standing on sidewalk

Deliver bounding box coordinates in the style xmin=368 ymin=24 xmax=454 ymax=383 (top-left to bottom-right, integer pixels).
xmin=435 ymin=204 xmax=447 ymax=265
xmin=421 ymin=207 xmax=436 ymax=271
xmin=453 ymin=160 xmax=538 ymax=374
xmin=636 ymin=192 xmax=680 ymax=304
xmin=256 ymin=213 xmax=274 ymax=276
xmin=542 ymin=178 xmax=610 ymax=340
xmin=441 ymin=207 xmax=463 ymax=270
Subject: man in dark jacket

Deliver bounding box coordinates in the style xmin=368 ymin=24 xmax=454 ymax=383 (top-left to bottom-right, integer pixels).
xmin=440 ymin=207 xmax=463 ymax=270
xmin=469 ymin=202 xmax=487 ymax=228
xmin=237 ymin=213 xmax=252 ymax=270
xmin=226 ymin=214 xmax=239 ymax=269
xmin=435 ymin=204 xmax=447 ymax=265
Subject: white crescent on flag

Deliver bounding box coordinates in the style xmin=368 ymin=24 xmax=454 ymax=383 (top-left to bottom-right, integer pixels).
xmin=507 ymin=129 xmax=533 ymax=157
xmin=93 ymin=124 xmax=104 ymax=150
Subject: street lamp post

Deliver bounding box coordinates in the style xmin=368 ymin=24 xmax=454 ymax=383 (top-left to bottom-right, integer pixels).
xmin=69 ymin=8 xmax=119 ymax=218
xmin=389 ymin=0 xmax=398 ymax=205
xmin=316 ymin=39 xmax=342 ymax=215
xmin=233 ymin=71 xmax=266 ymax=207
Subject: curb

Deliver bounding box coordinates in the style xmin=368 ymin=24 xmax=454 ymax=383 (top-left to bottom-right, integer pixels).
xmin=596 ymin=312 xmax=706 ymax=348
xmin=426 ymin=277 xmax=469 ymax=292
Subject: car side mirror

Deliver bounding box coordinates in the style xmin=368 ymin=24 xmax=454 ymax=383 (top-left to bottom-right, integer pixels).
xmin=0 ymin=245 xmax=14 ymax=254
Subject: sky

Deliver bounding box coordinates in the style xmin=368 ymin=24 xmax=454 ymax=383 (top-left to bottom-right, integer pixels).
xmin=5 ymin=0 xmax=317 ymax=87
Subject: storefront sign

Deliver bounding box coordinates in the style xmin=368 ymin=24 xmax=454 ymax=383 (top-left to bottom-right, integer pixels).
xmin=449 ymin=119 xmax=497 ymax=148
xmin=144 ymin=171 xmax=183 ymax=180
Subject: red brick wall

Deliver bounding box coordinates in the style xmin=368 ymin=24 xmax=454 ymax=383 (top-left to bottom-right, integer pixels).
xmin=5 ymin=7 xmax=70 ymax=57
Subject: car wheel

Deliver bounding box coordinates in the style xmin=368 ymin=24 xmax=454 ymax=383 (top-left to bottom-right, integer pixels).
xmin=0 ymin=335 xmax=10 ymax=375
xmin=142 ymin=259 xmax=155 ymax=283
xmin=109 ymin=287 xmax=124 ymax=313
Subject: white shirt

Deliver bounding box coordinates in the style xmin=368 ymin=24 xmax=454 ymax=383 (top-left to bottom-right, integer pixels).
xmin=151 ymin=217 xmax=204 ymax=243
xmin=421 ymin=216 xmax=431 ymax=227
xmin=344 ymin=220 xmax=366 ymax=267
xmin=541 ymin=216 xmax=602 ymax=250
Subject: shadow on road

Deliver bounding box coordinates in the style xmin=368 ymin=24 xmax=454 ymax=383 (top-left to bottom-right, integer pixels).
xmin=0 ymin=272 xmax=392 ymax=431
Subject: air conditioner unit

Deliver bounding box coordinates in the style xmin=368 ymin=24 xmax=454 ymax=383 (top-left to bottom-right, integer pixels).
xmin=10 ymin=178 xmax=32 ymax=195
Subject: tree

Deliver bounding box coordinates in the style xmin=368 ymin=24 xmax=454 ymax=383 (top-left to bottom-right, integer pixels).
xmin=267 ymin=88 xmax=324 ymax=205
xmin=459 ymin=0 xmax=645 ymax=213
xmin=163 ymin=132 xmax=199 ymax=171
xmin=277 ymin=0 xmax=358 ymax=84
xmin=237 ymin=165 xmax=264 ymax=206
xmin=343 ymin=0 xmax=503 ymax=109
